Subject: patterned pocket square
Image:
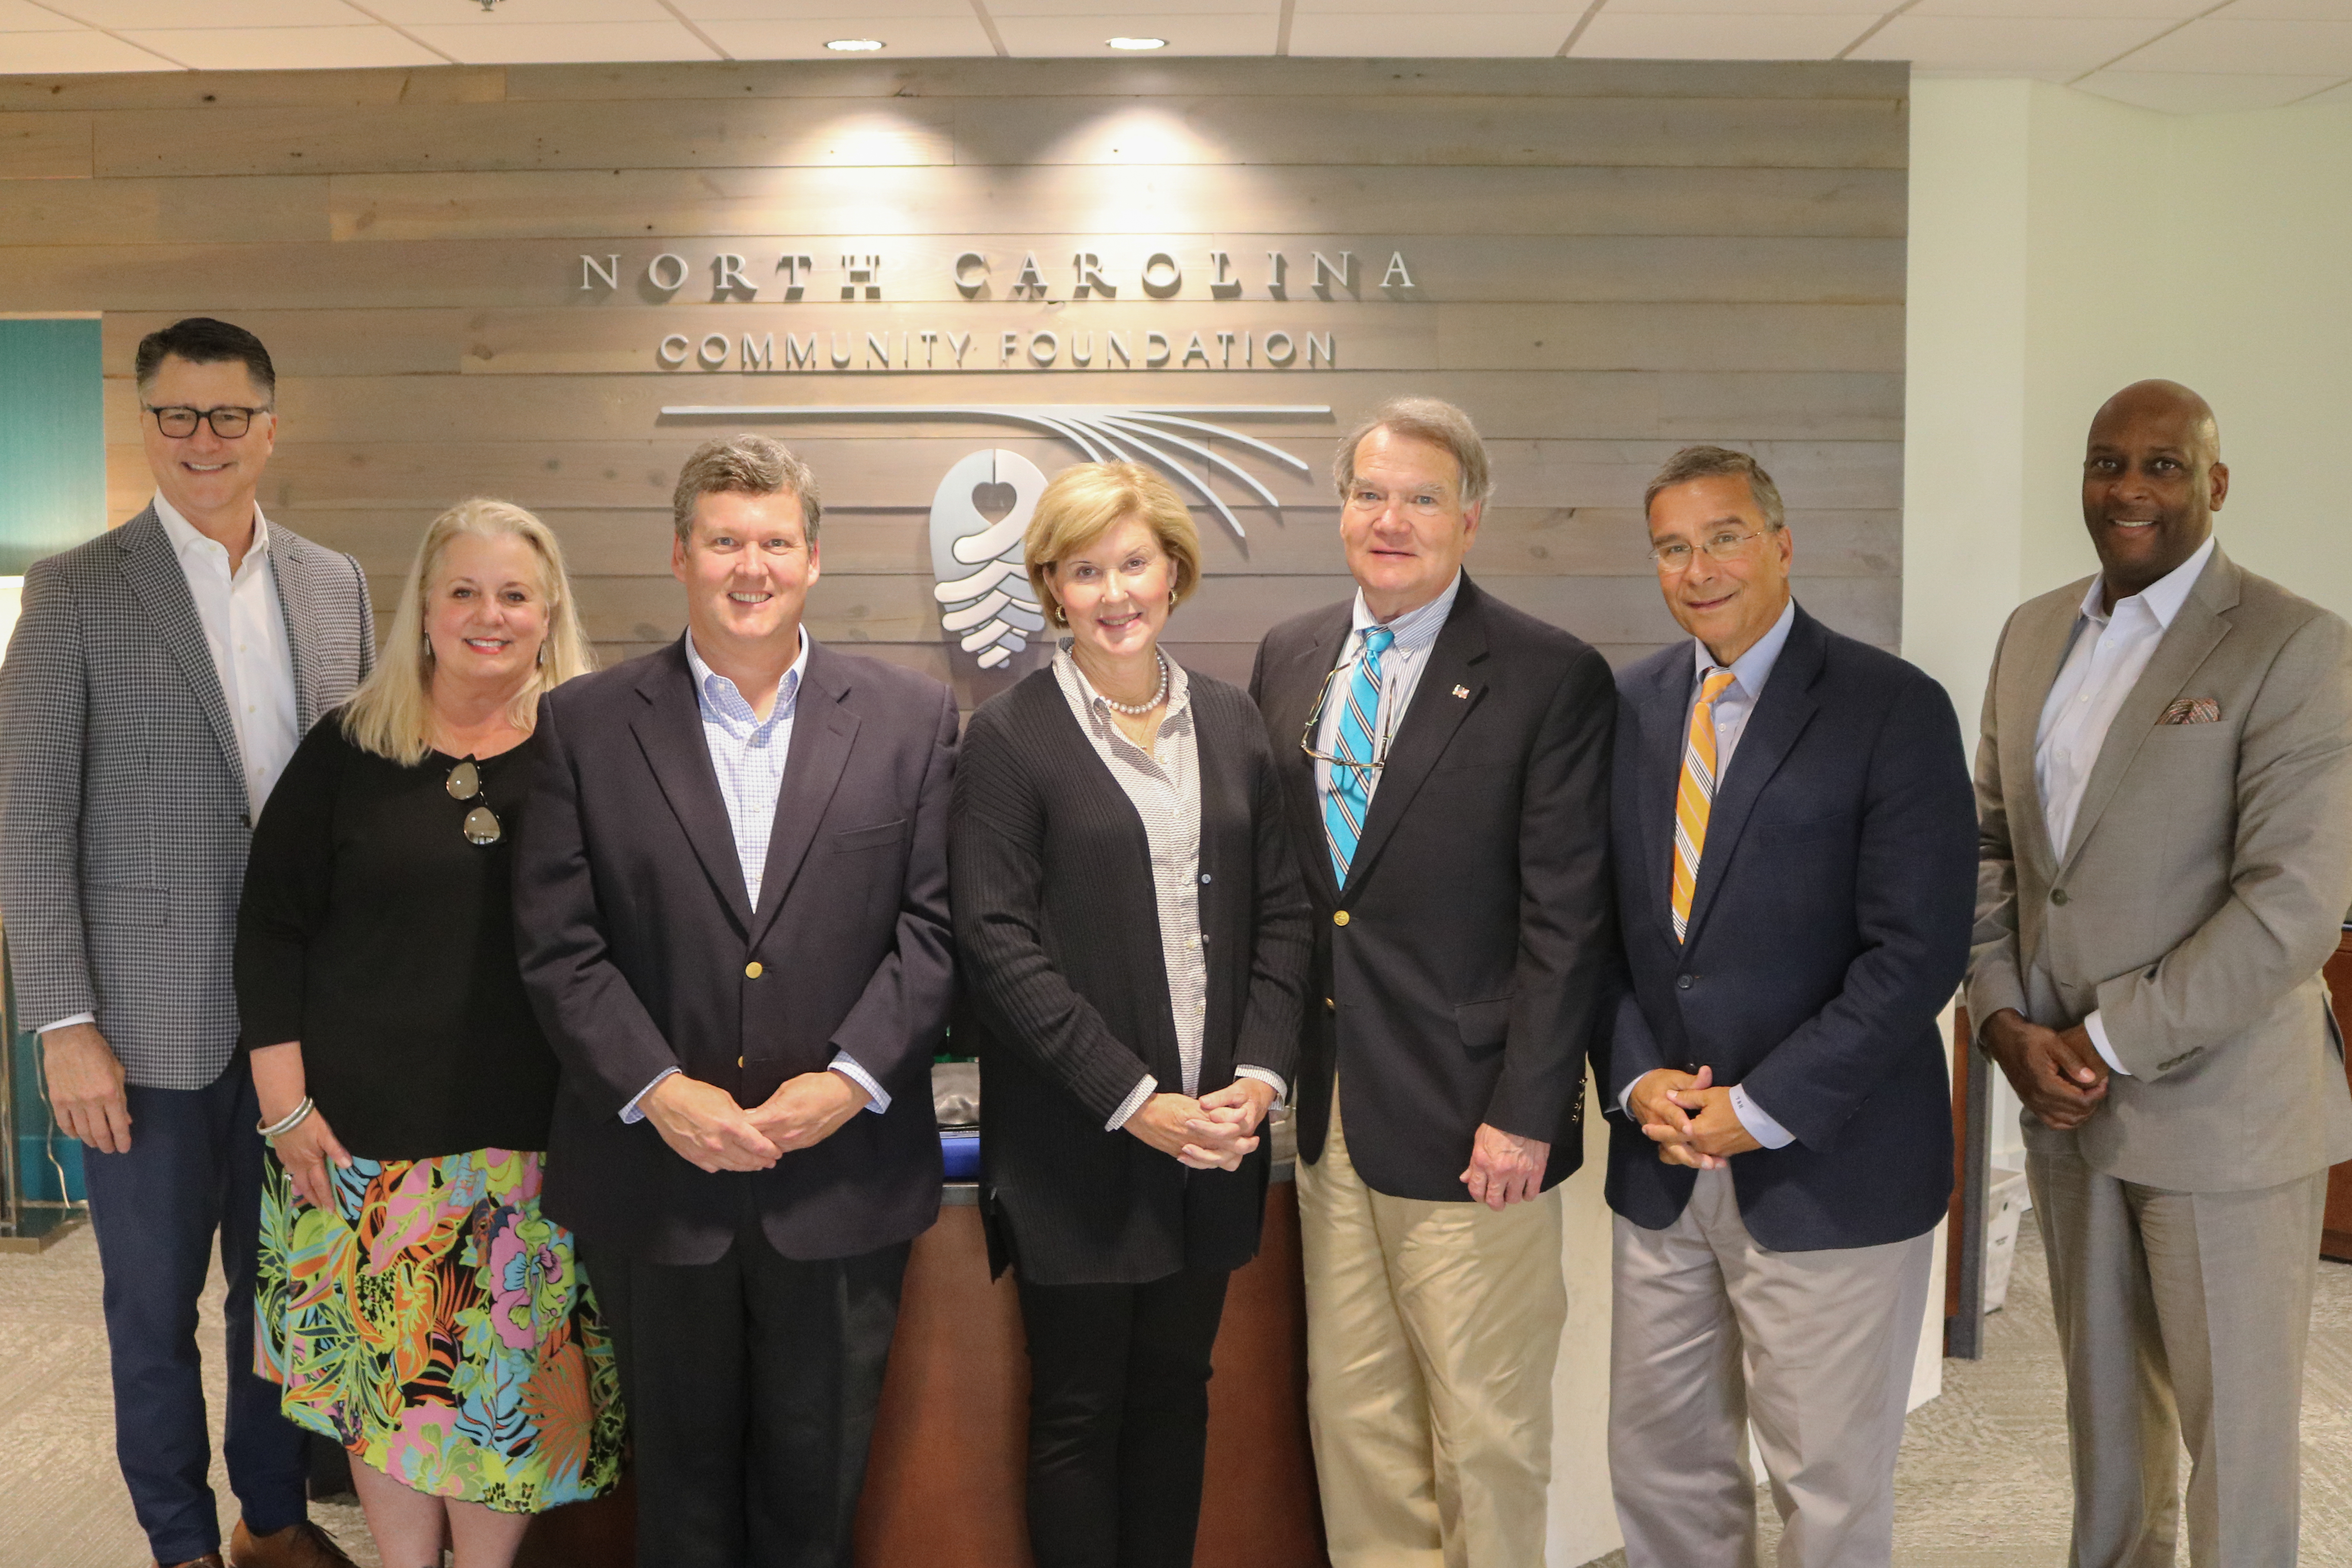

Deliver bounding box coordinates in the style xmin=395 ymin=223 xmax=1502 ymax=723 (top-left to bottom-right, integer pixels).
xmin=2159 ymin=697 xmax=2222 ymax=725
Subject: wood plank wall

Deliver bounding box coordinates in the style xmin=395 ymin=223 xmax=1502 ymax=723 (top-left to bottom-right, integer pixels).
xmin=0 ymin=57 xmax=1907 ymax=705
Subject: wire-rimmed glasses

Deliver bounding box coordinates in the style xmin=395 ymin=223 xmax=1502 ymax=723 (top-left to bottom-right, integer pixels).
xmin=1647 ymin=525 xmax=1774 ymax=573
xmin=445 ymin=758 xmax=503 ymax=846
xmin=1298 ymin=661 xmax=1392 ymax=782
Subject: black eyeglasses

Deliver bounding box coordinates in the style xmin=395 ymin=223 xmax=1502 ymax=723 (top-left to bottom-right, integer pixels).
xmin=144 ymin=404 xmax=270 ymax=439
xmin=1298 ymin=662 xmax=1390 ymax=782
xmin=445 ymin=759 xmax=502 ymax=846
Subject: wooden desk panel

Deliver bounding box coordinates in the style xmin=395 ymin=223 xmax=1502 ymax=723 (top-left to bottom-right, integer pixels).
xmin=516 ymin=1181 xmax=1328 ymax=1568
xmin=2322 ymin=934 xmax=2352 ymax=1262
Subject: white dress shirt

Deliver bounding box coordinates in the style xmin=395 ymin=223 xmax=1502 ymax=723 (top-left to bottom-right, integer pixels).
xmin=43 ymin=496 xmax=299 ymax=1037
xmin=620 ymin=629 xmax=887 ymax=1123
xmin=1620 ymin=599 xmax=1801 ymax=1149
xmin=1052 ymin=647 xmax=1288 ymax=1131
xmin=1312 ymin=570 xmax=1462 ymax=807
xmin=2033 ymin=535 xmax=2218 ymax=1077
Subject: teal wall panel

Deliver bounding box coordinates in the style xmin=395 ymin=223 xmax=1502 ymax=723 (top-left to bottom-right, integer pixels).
xmin=0 ymin=316 xmax=107 ymax=575
xmin=1 ymin=316 xmax=101 ymax=1202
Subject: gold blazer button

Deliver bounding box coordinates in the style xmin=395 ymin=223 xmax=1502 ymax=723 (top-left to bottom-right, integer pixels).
xmin=746 ymin=960 xmax=765 ymax=978
xmin=1333 ymin=910 xmax=1349 ymax=927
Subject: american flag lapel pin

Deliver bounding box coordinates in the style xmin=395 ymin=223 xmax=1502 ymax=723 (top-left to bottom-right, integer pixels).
xmin=1451 ymin=684 xmax=1470 ymax=699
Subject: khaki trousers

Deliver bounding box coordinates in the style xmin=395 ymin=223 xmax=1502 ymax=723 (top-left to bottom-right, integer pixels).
xmin=1295 ymin=1082 xmax=1566 ymax=1568
xmin=1607 ymin=1167 xmax=1933 ymax=1568
xmin=2027 ymin=1140 xmax=2326 ymax=1568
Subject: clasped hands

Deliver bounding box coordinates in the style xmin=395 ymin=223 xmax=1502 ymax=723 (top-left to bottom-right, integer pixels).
xmin=1126 ymin=1078 xmax=1277 ymax=1172
xmin=644 ymin=1068 xmax=872 ymax=1173
xmin=1979 ymin=1008 xmax=2108 ymax=1130
xmin=1628 ymin=1066 xmax=1763 ymax=1169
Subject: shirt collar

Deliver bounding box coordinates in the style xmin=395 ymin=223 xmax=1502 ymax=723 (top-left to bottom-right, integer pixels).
xmin=684 ymin=626 xmax=809 ymax=729
xmin=2076 ymin=535 xmax=2216 ymax=631
xmin=1055 ymin=643 xmax=1193 ymax=728
xmin=153 ymin=491 xmax=269 ymax=565
xmin=1349 ymin=569 xmax=1462 ymax=653
xmin=1695 ymin=597 xmax=1797 ymax=699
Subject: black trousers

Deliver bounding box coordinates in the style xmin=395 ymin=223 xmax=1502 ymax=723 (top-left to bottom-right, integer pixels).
xmin=81 ymin=1069 xmax=309 ymax=1564
xmin=1016 ymin=1266 xmax=1232 ymax=1568
xmin=586 ymin=1222 xmax=910 ymax=1568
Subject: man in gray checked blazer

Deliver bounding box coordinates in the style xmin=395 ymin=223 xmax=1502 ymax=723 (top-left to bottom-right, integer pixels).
xmin=1969 ymin=380 xmax=2352 ymax=1568
xmin=0 ymin=319 xmax=372 ymax=1568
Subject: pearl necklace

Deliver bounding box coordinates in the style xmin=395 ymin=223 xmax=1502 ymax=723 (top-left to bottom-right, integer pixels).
xmin=1096 ymin=650 xmax=1170 ymax=716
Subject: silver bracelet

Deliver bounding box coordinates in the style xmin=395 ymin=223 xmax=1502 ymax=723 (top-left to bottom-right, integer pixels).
xmin=257 ymin=1097 xmax=315 ymax=1142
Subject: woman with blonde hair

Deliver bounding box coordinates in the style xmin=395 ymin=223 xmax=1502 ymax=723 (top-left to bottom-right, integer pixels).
xmin=235 ymin=499 xmax=620 ymax=1568
xmin=951 ymin=463 xmax=1311 ymax=1567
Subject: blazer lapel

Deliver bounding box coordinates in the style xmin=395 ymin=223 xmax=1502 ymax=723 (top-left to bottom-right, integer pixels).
xmin=1268 ymin=604 xmax=1353 ymax=907
xmin=1635 ymin=650 xmax=1692 ymax=948
xmin=2059 ymin=550 xmax=2240 ymax=874
xmin=116 ymin=507 xmax=246 ymax=809
xmin=1341 ymin=579 xmax=1489 ymax=898
xmin=748 ymin=644 xmax=859 ymax=945
xmin=265 ymin=528 xmax=330 ymax=733
xmin=1679 ymin=608 xmax=1823 ymax=949
xmin=630 ymin=640 xmax=754 ymax=934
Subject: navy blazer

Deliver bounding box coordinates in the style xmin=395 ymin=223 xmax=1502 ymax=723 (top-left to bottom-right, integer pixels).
xmin=515 ymin=637 xmax=958 ymax=1267
xmin=1604 ymin=604 xmax=1976 ymax=1251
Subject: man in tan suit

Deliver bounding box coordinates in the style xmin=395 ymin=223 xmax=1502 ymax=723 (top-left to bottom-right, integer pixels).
xmin=1970 ymin=379 xmax=2352 ymax=1568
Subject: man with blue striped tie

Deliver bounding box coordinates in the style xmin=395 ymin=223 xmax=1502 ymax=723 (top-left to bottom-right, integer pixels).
xmin=1251 ymin=396 xmax=1618 ymax=1567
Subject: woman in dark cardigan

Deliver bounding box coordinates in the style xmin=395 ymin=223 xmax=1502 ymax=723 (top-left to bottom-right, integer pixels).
xmin=951 ymin=462 xmax=1313 ymax=1568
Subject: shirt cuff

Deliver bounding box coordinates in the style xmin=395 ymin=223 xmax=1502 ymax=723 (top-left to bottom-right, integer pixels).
xmin=2083 ymin=1010 xmax=2133 ymax=1078
xmin=1728 ymin=1084 xmax=1797 ymax=1150
xmin=1107 ymin=1074 xmax=1157 ymax=1132
xmin=829 ymin=1052 xmax=891 ymax=1114
xmin=39 ymin=1013 xmax=96 ymax=1035
xmin=619 ymin=1066 xmax=681 ymax=1124
xmin=1234 ymin=1065 xmax=1288 ymax=1106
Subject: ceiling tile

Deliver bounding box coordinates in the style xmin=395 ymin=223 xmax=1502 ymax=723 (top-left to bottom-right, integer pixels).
xmin=1599 ymin=0 xmax=1884 ymax=14
xmin=118 ymin=21 xmax=444 ymax=63
xmin=0 ymin=0 xmax=75 ymax=26
xmin=1571 ymin=12 xmax=1866 ymax=56
xmin=679 ymin=0 xmax=969 ymax=17
xmin=2076 ymin=67 xmax=2344 ymax=111
xmin=2119 ymin=18 xmax=2352 ymax=75
xmin=989 ymin=11 xmax=1274 ymax=53
xmin=994 ymin=0 xmax=1264 ymax=13
xmin=404 ymin=16 xmax=718 ymax=56
xmin=1289 ymin=0 xmax=1580 ymax=13
xmin=48 ymin=0 xmax=371 ymax=23
xmin=369 ymin=0 xmax=671 ymax=25
xmin=2295 ymin=74 xmax=2352 ymax=104
xmin=696 ymin=14 xmax=994 ymax=51
xmin=2226 ymin=0 xmax=2352 ymax=18
xmin=1850 ymin=14 xmax=2166 ymax=72
xmin=0 ymin=25 xmax=178 ymax=62
xmin=1286 ymin=12 xmax=1570 ymax=52
xmin=1910 ymin=0 xmax=2205 ymax=15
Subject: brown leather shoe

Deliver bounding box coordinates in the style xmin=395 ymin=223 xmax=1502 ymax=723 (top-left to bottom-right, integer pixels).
xmin=156 ymin=1556 xmax=225 ymax=1568
xmin=225 ymin=1519 xmax=359 ymax=1568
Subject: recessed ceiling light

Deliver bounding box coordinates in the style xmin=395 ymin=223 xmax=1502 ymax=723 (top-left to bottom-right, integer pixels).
xmin=825 ymin=37 xmax=885 ymax=50
xmin=1106 ymin=36 xmax=1166 ymax=49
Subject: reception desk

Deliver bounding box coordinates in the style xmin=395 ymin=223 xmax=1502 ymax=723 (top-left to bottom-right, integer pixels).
xmin=517 ymin=1169 xmax=1330 ymax=1568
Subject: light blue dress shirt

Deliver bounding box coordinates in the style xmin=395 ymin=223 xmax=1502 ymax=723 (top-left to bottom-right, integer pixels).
xmin=621 ymin=629 xmax=889 ymax=1124
xmin=1621 ymin=599 xmax=1800 ymax=1150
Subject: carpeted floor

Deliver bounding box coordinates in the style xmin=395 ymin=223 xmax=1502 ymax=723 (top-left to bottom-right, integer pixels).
xmin=2 ymin=1218 xmax=2347 ymax=1567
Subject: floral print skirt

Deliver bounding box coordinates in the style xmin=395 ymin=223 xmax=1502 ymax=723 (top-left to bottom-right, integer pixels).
xmin=254 ymin=1145 xmax=625 ymax=1512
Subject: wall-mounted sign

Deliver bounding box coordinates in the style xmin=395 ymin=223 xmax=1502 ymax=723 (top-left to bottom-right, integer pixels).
xmin=588 ymin=246 xmax=1414 ymax=373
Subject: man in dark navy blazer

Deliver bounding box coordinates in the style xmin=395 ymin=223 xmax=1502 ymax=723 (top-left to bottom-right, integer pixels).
xmin=515 ymin=436 xmax=957 ymax=1568
xmin=1604 ymin=447 xmax=1976 ymax=1568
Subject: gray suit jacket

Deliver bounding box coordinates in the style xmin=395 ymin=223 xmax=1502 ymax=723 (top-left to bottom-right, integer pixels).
xmin=0 ymin=505 xmax=375 ymax=1090
xmin=1967 ymin=545 xmax=2352 ymax=1192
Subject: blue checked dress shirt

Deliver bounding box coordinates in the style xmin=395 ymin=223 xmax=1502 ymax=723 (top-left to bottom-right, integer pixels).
xmin=620 ymin=629 xmax=889 ymax=1123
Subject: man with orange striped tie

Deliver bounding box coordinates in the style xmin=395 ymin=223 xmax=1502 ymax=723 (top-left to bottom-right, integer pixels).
xmin=1601 ymin=446 xmax=1978 ymax=1568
